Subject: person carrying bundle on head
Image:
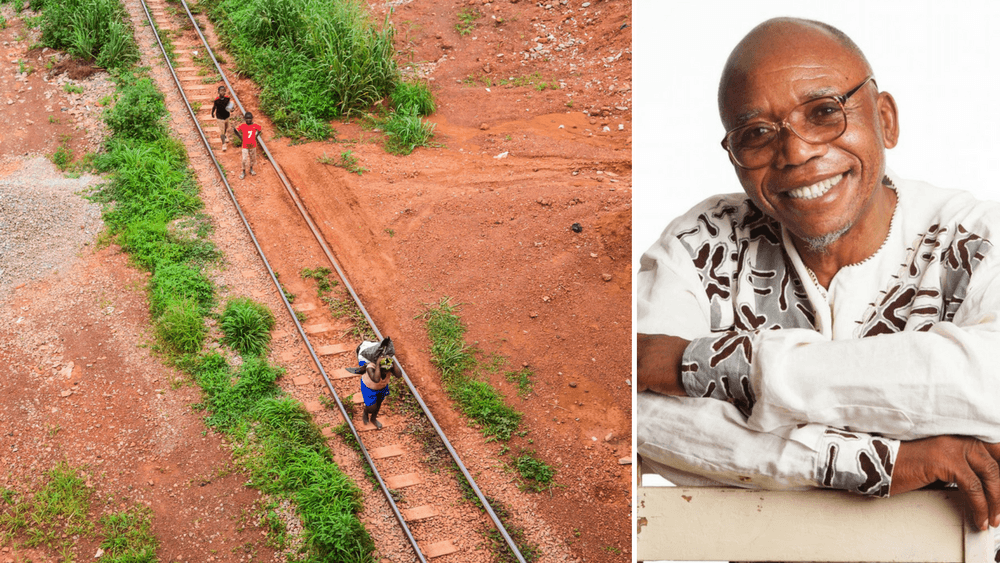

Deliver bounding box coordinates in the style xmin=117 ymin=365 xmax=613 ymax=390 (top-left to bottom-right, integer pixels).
xmin=352 ymin=337 xmax=398 ymax=429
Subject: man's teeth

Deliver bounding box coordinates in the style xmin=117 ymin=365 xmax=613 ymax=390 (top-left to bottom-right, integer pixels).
xmin=786 ymin=173 xmax=844 ymax=200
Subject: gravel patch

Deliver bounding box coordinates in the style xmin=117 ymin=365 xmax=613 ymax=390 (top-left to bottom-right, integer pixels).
xmin=0 ymin=156 xmax=103 ymax=292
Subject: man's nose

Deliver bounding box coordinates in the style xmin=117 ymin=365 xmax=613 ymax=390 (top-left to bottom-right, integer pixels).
xmin=772 ymin=123 xmax=828 ymax=168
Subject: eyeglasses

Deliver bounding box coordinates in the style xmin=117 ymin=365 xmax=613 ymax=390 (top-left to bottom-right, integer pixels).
xmin=721 ymin=76 xmax=877 ymax=170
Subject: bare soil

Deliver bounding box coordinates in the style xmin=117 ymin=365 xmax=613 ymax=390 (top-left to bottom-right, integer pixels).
xmin=0 ymin=0 xmax=631 ymax=561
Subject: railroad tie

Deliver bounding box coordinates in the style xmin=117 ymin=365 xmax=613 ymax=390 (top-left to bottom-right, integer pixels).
xmin=420 ymin=540 xmax=459 ymax=558
xmin=401 ymin=505 xmax=438 ymax=522
xmin=369 ymin=445 xmax=405 ymax=460
xmin=316 ymin=343 xmax=352 ymax=356
xmin=385 ymin=472 xmax=423 ymax=489
xmin=302 ymin=323 xmax=333 ymax=335
xmin=332 ymin=368 xmax=360 ymax=380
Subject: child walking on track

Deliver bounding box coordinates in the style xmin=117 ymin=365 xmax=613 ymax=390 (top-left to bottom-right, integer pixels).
xmin=234 ymin=112 xmax=262 ymax=180
xmin=210 ymin=85 xmax=233 ymax=151
xmin=352 ymin=337 xmax=398 ymax=429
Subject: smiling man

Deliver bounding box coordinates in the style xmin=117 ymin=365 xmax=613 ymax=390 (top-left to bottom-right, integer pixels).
xmin=637 ymin=17 xmax=1000 ymax=535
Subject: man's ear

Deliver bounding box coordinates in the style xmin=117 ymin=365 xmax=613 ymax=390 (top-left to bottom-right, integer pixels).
xmin=877 ymin=91 xmax=899 ymax=149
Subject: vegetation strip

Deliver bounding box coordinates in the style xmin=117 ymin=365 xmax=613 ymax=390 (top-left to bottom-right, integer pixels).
xmin=195 ymin=0 xmax=434 ymax=153
xmin=20 ymin=0 xmax=379 ymax=559
xmin=0 ymin=463 xmax=160 ymax=561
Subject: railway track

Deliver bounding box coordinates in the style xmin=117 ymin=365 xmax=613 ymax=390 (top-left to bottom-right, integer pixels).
xmin=136 ymin=1 xmax=529 ymax=561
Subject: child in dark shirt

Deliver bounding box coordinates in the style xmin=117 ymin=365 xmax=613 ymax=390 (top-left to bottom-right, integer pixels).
xmin=210 ymin=85 xmax=233 ymax=152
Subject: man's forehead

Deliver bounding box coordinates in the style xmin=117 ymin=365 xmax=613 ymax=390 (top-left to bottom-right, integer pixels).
xmin=719 ymin=18 xmax=870 ymax=125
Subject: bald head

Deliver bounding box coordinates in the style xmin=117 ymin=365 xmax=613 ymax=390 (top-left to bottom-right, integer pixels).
xmin=719 ymin=18 xmax=873 ymax=125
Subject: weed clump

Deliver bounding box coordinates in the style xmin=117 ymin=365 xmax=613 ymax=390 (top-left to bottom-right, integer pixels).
xmin=391 ymin=80 xmax=435 ymax=116
xmin=382 ymin=108 xmax=435 ymax=155
xmin=220 ymin=297 xmax=275 ymax=357
xmin=157 ymin=297 xmax=206 ymax=353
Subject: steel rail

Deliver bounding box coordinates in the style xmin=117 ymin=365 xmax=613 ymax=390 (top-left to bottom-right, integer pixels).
xmin=136 ymin=3 xmax=427 ymax=562
xmin=139 ymin=2 xmax=528 ymax=562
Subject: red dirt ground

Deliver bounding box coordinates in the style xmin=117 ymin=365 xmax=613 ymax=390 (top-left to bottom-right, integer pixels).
xmin=0 ymin=0 xmax=631 ymax=561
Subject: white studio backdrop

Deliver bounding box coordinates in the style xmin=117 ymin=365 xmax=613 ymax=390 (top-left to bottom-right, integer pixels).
xmin=632 ymin=0 xmax=1000 ymax=273
xmin=631 ymin=3 xmax=1000 ymax=556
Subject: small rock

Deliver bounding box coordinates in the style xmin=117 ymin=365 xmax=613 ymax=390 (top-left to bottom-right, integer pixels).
xmin=494 ymin=151 xmax=509 ymax=159
xmin=60 ymin=389 xmax=72 ymax=397
xmin=571 ymin=223 xmax=583 ymax=233
xmin=529 ymin=312 xmax=538 ymax=318
xmin=542 ymin=296 xmax=550 ymax=302
xmin=625 ymin=379 xmax=631 ymax=386
xmin=582 ymin=1 xmax=591 ymax=5
xmin=619 ymin=457 xmax=632 ymax=465
xmin=618 ymin=124 xmax=624 ymax=131
xmin=602 ymin=126 xmax=611 ymax=132
xmin=95 ymin=548 xmax=104 ymax=558
xmin=569 ymin=381 xmax=577 ymax=388
xmin=605 ymin=432 xmax=614 ymax=442
xmin=602 ymin=273 xmax=613 ymax=282
xmin=480 ymin=123 xmax=488 ymax=130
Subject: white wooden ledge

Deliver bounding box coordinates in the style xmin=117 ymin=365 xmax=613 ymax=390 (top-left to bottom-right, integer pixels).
xmin=636 ymin=487 xmax=993 ymax=562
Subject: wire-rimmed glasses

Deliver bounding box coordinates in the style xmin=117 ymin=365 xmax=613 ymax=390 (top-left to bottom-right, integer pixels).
xmin=721 ymin=76 xmax=877 ymax=169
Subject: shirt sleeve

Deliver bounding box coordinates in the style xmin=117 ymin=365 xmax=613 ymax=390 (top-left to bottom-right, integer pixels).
xmin=638 ymin=228 xmax=898 ymax=497
xmin=680 ymin=250 xmax=1000 ymax=442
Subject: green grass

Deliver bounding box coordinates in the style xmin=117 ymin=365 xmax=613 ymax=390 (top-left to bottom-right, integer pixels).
xmin=301 ymin=266 xmax=336 ymax=294
xmin=391 ymin=80 xmax=434 ymax=116
xmin=99 ymin=507 xmax=159 ymax=562
xmin=455 ymin=7 xmax=480 ymax=36
xmin=504 ymin=367 xmax=534 ymax=398
xmin=324 ymin=289 xmax=375 ymax=340
xmin=513 ymin=451 xmax=555 ymax=492
xmin=36 ymin=0 xmax=139 ymax=71
xmin=51 ymin=138 xmax=73 ymax=171
xmin=220 ymin=297 xmax=275 ymax=357
xmin=204 ymin=0 xmax=397 ymax=131
xmin=381 ymin=108 xmax=435 ymax=155
xmin=156 ymin=296 xmax=206 ymax=353
xmin=421 ymin=298 xmax=522 ymax=441
xmin=317 ymin=150 xmax=367 ymax=175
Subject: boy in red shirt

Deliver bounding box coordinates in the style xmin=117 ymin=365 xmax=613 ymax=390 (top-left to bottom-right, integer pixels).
xmin=234 ymin=112 xmax=262 ymax=179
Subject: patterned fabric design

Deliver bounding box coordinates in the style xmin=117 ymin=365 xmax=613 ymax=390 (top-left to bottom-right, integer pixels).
xmin=860 ymin=224 xmax=993 ymax=336
xmin=681 ymin=332 xmax=756 ymax=418
xmin=675 ymin=199 xmax=816 ymax=332
xmin=816 ymin=429 xmax=895 ymax=498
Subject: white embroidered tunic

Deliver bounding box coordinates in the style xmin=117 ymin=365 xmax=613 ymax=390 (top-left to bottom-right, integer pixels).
xmin=638 ymin=172 xmax=1000 ymax=497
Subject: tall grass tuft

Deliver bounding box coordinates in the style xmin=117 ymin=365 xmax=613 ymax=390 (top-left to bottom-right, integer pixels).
xmin=391 ymin=80 xmax=435 ymax=116
xmin=38 ymin=0 xmax=138 ymax=71
xmin=156 ymin=297 xmax=206 ymax=353
xmin=382 ymin=108 xmax=435 ymax=155
xmin=207 ymin=0 xmax=397 ymax=135
xmin=220 ymin=297 xmax=275 ymax=357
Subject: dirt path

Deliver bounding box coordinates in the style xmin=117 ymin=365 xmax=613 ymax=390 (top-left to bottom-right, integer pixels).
xmin=0 ymin=0 xmax=632 ymax=561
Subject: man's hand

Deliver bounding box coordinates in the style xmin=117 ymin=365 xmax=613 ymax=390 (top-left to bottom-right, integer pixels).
xmin=636 ymin=333 xmax=690 ymax=396
xmin=892 ymin=436 xmax=1000 ymax=531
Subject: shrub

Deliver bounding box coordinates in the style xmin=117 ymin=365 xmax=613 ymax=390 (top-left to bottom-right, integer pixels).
xmin=207 ymin=0 xmax=397 ymax=124
xmin=382 ymin=108 xmax=435 ymax=155
xmin=156 ymin=297 xmax=206 ymax=353
xmin=40 ymin=0 xmax=138 ymax=71
xmin=220 ymin=297 xmax=275 ymax=357
xmin=391 ymin=80 xmax=434 ymax=116
xmin=103 ymin=73 xmax=168 ymax=141
xmin=149 ymin=263 xmax=214 ymax=317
